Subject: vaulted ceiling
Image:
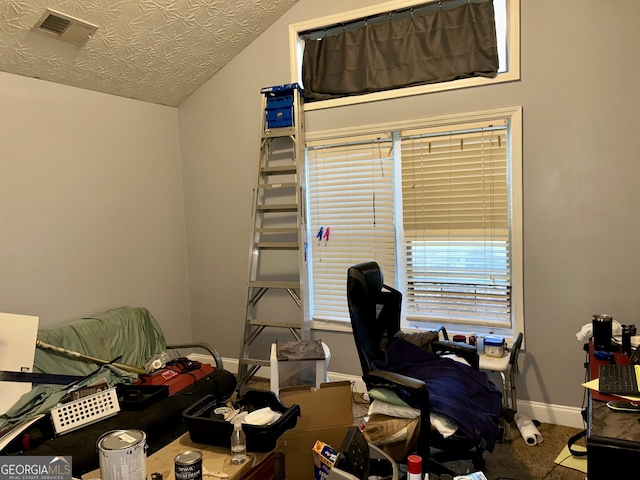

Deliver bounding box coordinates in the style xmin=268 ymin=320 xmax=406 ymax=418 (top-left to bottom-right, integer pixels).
xmin=0 ymin=0 xmax=299 ymax=107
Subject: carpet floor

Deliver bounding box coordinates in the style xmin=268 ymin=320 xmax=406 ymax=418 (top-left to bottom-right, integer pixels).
xmin=244 ymin=377 xmax=587 ymax=480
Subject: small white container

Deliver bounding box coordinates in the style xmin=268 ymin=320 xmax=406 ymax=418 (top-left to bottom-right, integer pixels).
xmin=484 ymin=335 xmax=506 ymax=358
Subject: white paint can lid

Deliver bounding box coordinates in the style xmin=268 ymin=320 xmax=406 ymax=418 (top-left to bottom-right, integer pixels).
xmin=98 ymin=429 xmax=146 ymax=450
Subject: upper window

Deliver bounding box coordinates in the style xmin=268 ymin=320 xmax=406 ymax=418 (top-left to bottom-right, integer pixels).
xmin=289 ymin=0 xmax=519 ymax=110
xmin=305 ymin=107 xmax=523 ymax=339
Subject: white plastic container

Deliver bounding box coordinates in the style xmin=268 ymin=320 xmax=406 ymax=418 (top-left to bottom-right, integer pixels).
xmin=476 ymin=336 xmax=485 ymax=355
xmin=484 ymin=335 xmax=506 ymax=358
xmin=52 ymin=387 xmax=120 ymax=435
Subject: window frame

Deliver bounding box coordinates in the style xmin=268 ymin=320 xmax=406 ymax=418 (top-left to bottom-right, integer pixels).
xmin=289 ymin=0 xmax=520 ymax=111
xmin=305 ymin=107 xmax=523 ymax=343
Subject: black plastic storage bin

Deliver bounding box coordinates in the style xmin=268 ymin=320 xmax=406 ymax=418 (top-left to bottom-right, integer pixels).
xmin=182 ymin=390 xmax=301 ymax=452
xmin=117 ymin=384 xmax=170 ymax=411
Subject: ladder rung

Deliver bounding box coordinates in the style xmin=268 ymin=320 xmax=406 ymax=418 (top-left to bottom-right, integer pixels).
xmin=255 ymin=228 xmax=299 ymax=234
xmin=240 ymin=358 xmax=270 ymax=368
xmin=249 ymin=320 xmax=301 ymax=329
xmin=255 ymin=242 xmax=299 ymax=249
xmin=257 ymin=204 xmax=298 ymax=212
xmin=249 ymin=281 xmax=300 ymax=289
xmin=257 ymin=182 xmax=298 ymax=189
xmin=263 ymin=127 xmax=296 ymax=138
xmin=261 ymin=166 xmax=297 ymax=175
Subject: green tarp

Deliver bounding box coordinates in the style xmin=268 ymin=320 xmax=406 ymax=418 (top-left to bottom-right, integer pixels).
xmin=0 ymin=306 xmax=167 ymax=431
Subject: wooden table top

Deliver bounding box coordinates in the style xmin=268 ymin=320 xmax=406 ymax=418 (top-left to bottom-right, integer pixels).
xmin=82 ymin=432 xmax=269 ymax=480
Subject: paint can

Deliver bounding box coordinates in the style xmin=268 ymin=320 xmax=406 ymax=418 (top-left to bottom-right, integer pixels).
xmin=175 ymin=451 xmax=203 ymax=480
xmin=97 ymin=429 xmax=147 ymax=480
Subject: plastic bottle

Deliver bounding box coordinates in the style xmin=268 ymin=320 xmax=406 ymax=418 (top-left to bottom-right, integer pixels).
xmin=407 ymin=455 xmax=422 ymax=480
xmin=477 ymin=335 xmax=485 ymax=355
xmin=231 ymin=422 xmax=247 ymax=464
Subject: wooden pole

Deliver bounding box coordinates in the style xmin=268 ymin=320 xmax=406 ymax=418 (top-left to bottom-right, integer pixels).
xmin=36 ymin=340 xmax=146 ymax=375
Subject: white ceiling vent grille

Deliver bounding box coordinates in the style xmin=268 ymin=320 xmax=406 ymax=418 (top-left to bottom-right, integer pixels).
xmin=31 ymin=9 xmax=98 ymax=46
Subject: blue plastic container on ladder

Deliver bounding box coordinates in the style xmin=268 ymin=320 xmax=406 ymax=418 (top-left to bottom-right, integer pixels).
xmin=262 ymin=83 xmax=304 ymax=129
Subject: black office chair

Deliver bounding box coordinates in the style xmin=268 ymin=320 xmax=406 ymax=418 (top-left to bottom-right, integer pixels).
xmin=347 ymin=261 xmax=503 ymax=476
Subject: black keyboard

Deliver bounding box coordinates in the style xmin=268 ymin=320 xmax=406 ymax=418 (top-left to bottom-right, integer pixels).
xmin=599 ymin=364 xmax=640 ymax=395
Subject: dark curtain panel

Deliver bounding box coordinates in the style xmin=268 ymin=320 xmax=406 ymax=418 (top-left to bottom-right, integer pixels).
xmin=302 ymin=0 xmax=499 ymax=101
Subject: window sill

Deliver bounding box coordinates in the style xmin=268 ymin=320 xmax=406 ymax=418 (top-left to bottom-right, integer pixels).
xmin=303 ymin=70 xmax=519 ymax=112
xmin=402 ymin=322 xmax=518 ymax=348
xmin=312 ymin=318 xmax=520 ymax=348
xmin=311 ymin=319 xmax=353 ymax=333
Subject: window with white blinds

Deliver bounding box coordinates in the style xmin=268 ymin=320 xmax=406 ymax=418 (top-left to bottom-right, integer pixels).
xmin=400 ymin=122 xmax=511 ymax=328
xmin=306 ymin=135 xmax=396 ymax=322
xmin=305 ymin=108 xmax=522 ymax=333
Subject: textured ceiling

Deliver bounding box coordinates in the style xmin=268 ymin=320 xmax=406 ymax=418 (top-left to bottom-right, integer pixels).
xmin=0 ymin=0 xmax=298 ymax=107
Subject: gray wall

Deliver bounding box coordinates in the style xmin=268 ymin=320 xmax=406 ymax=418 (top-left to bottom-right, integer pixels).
xmin=0 ymin=72 xmax=193 ymax=342
xmin=179 ymin=0 xmax=640 ymax=409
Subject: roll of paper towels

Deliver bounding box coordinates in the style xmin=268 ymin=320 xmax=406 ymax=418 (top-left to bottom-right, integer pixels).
xmin=514 ymin=413 xmax=543 ymax=446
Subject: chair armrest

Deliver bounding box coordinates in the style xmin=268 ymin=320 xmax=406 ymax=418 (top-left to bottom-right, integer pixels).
xmin=432 ymin=340 xmax=480 ymax=370
xmin=365 ymin=370 xmax=426 ymax=393
xmin=166 ymin=343 xmax=223 ymax=369
xmin=509 ymin=332 xmax=524 ymax=368
xmin=435 ymin=325 xmax=449 ymax=340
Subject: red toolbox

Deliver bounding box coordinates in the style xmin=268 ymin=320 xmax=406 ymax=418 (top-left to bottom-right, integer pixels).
xmin=136 ymin=360 xmax=214 ymax=395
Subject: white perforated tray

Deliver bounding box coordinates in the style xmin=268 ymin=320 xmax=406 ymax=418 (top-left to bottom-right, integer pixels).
xmin=51 ymin=387 xmax=120 ymax=435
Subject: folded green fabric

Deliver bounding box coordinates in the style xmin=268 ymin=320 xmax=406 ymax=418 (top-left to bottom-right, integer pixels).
xmin=368 ymin=387 xmax=411 ymax=407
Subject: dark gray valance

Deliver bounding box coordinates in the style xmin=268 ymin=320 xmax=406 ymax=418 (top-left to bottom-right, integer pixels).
xmin=302 ymin=0 xmax=499 ymax=102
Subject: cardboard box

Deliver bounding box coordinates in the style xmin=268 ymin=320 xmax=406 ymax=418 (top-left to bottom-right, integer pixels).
xmin=275 ymin=381 xmax=353 ymax=480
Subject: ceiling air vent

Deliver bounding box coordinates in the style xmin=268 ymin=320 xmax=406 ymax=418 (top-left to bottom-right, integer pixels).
xmin=31 ymin=9 xmax=98 ymax=46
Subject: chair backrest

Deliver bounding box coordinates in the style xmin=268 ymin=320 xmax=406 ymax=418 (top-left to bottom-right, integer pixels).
xmin=347 ymin=262 xmax=402 ymax=375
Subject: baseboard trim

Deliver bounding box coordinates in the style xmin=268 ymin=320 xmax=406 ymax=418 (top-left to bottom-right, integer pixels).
xmin=192 ymin=355 xmax=585 ymax=429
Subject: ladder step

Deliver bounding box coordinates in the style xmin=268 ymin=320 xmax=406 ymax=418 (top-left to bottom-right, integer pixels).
xmin=261 ymin=166 xmax=297 ymax=175
xmin=249 ymin=281 xmax=300 ymax=289
xmin=263 ymin=127 xmax=296 ymax=138
xmin=255 ymin=242 xmax=299 ymax=249
xmin=257 ymin=182 xmax=298 ymax=189
xmin=254 ymin=228 xmax=299 ymax=234
xmin=240 ymin=358 xmax=270 ymax=368
xmin=249 ymin=320 xmax=301 ymax=329
xmin=257 ymin=204 xmax=298 ymax=212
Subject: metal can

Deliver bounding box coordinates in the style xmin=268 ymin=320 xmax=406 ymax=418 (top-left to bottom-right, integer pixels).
xmin=175 ymin=451 xmax=203 ymax=480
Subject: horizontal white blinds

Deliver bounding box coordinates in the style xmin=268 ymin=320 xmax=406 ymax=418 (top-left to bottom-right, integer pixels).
xmin=307 ymin=138 xmax=396 ymax=322
xmin=401 ymin=124 xmax=511 ymax=327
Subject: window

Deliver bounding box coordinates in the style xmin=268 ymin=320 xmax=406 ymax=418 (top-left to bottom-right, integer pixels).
xmin=305 ymin=108 xmax=523 ymax=337
xmin=401 ymin=124 xmax=511 ymax=329
xmin=306 ymin=134 xmax=396 ymax=321
xmin=289 ymin=0 xmax=519 ymax=111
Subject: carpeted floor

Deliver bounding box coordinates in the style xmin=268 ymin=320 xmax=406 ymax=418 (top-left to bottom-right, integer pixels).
xmin=244 ymin=378 xmax=587 ymax=480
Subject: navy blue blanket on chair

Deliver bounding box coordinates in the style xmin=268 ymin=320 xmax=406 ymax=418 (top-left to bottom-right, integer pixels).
xmin=374 ymin=337 xmax=503 ymax=451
